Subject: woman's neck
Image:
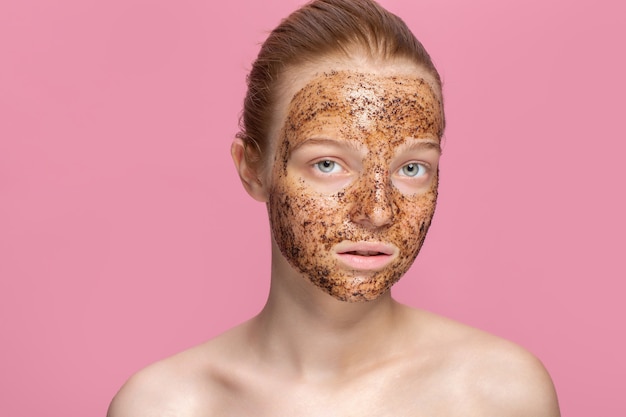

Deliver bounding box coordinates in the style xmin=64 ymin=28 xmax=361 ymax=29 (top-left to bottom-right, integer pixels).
xmin=246 ymin=253 xmax=411 ymax=381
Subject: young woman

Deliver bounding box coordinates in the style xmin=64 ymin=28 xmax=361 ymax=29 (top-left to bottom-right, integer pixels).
xmin=108 ymin=0 xmax=560 ymax=415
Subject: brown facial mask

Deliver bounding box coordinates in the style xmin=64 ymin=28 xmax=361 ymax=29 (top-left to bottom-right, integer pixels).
xmin=268 ymin=71 xmax=443 ymax=302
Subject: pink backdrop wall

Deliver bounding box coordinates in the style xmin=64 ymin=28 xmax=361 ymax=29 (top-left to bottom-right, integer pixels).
xmin=1 ymin=0 xmax=624 ymax=415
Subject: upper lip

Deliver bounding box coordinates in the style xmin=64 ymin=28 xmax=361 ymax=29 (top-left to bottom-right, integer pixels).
xmin=333 ymin=241 xmax=398 ymax=257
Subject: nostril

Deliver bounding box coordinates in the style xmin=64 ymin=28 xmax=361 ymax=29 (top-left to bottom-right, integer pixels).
xmin=348 ymin=173 xmax=395 ymax=227
xmin=350 ymin=194 xmax=395 ymax=228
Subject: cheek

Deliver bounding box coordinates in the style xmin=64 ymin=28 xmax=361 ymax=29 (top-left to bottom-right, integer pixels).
xmin=269 ymin=178 xmax=345 ymax=250
xmin=391 ymin=177 xmax=438 ymax=249
xmin=269 ymin=163 xmax=438 ymax=250
xmin=402 ymin=181 xmax=438 ymax=223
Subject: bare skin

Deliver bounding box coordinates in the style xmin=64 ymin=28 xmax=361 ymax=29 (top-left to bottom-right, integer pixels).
xmin=107 ymin=58 xmax=560 ymax=417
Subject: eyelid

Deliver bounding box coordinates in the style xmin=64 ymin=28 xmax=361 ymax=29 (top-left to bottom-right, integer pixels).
xmin=311 ymin=158 xmax=346 ymax=174
xmin=294 ymin=143 xmax=360 ymax=175
xmin=393 ymin=142 xmax=440 ymax=166
xmin=395 ymin=161 xmax=430 ymax=178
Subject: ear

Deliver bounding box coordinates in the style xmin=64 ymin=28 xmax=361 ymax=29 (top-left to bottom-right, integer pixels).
xmin=231 ymin=138 xmax=268 ymax=202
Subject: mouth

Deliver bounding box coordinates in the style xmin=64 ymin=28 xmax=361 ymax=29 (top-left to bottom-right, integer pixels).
xmin=344 ymin=250 xmax=388 ymax=256
xmin=333 ymin=242 xmax=398 ymax=271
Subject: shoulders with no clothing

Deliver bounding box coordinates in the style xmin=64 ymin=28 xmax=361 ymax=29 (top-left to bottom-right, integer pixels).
xmin=107 ymin=310 xmax=559 ymax=417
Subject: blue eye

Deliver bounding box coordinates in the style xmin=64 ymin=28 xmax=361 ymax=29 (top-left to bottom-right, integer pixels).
xmin=315 ymin=160 xmax=338 ymax=173
xmin=400 ymin=163 xmax=425 ymax=177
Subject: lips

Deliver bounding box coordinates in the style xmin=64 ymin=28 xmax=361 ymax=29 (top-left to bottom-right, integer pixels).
xmin=333 ymin=241 xmax=398 ymax=271
xmin=346 ymin=250 xmax=386 ymax=256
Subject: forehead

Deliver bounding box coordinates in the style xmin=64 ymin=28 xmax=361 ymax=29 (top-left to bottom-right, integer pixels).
xmin=292 ymin=69 xmax=437 ymax=100
xmin=285 ymin=70 xmax=444 ymax=141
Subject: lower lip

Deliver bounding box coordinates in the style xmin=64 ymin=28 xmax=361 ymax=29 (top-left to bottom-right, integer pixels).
xmin=335 ymin=253 xmax=395 ymax=271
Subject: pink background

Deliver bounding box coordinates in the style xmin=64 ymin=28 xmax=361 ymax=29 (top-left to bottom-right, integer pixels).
xmin=1 ymin=0 xmax=624 ymax=415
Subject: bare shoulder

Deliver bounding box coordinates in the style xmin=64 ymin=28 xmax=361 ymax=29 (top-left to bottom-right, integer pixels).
xmin=107 ymin=349 xmax=210 ymax=417
xmin=107 ymin=327 xmax=248 ymax=417
xmin=474 ymin=335 xmax=559 ymax=416
xmin=409 ymin=309 xmax=561 ymax=416
xmin=464 ymin=329 xmax=560 ymax=416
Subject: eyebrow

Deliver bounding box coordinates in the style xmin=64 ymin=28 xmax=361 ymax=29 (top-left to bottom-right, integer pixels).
xmin=396 ymin=138 xmax=442 ymax=155
xmin=290 ymin=137 xmax=365 ymax=153
xmin=290 ymin=137 xmax=441 ymax=156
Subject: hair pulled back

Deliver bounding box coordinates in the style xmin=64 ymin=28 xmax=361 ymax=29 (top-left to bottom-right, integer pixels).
xmin=237 ymin=0 xmax=443 ymax=167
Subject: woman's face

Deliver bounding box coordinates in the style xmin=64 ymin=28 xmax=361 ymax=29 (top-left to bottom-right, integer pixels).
xmin=266 ymin=65 xmax=444 ymax=302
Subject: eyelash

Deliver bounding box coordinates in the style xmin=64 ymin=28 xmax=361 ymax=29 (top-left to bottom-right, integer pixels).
xmin=312 ymin=159 xmax=429 ymax=179
xmin=397 ymin=162 xmax=428 ymax=178
xmin=313 ymin=159 xmax=344 ymax=174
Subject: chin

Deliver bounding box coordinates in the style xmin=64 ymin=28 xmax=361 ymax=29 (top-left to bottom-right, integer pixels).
xmin=310 ymin=272 xmax=398 ymax=303
xmin=333 ymin=291 xmax=389 ymax=303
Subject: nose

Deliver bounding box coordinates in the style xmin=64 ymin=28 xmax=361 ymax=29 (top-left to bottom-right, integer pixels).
xmin=349 ymin=169 xmax=395 ymax=228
